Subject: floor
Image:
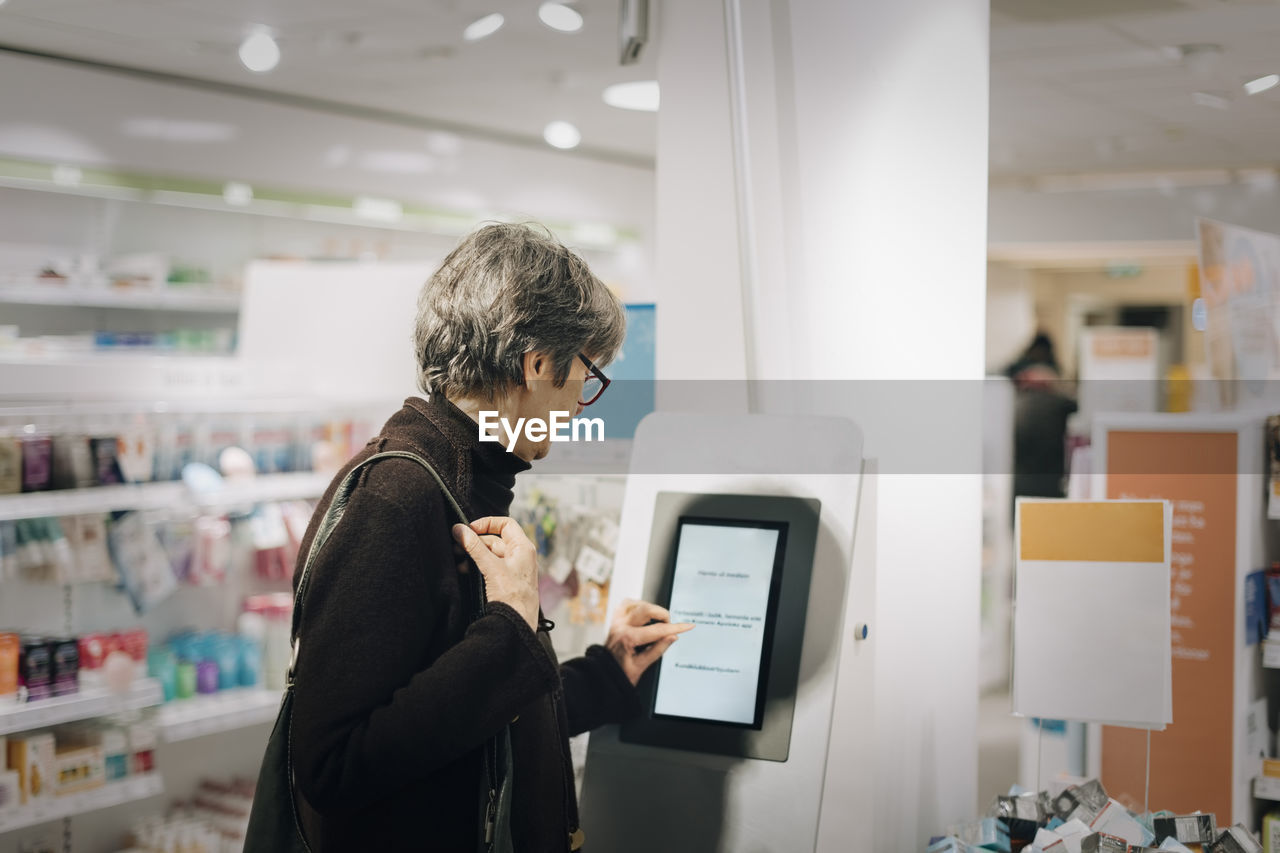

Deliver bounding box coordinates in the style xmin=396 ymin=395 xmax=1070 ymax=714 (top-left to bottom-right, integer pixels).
xmin=977 ymin=688 xmax=1024 ymax=811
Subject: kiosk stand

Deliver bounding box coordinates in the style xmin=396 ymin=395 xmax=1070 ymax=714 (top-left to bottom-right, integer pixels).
xmin=580 ymin=413 xmax=875 ymax=852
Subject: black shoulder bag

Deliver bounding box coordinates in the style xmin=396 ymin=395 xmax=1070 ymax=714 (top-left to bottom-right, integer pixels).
xmin=244 ymin=450 xmax=515 ymax=853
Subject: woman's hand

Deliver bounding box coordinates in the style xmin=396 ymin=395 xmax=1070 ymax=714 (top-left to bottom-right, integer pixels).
xmin=605 ymin=600 xmax=694 ymax=686
xmin=452 ymin=517 xmax=540 ymax=630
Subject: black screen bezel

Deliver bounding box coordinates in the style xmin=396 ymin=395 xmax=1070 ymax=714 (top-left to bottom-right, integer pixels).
xmin=649 ymin=516 xmax=789 ymax=730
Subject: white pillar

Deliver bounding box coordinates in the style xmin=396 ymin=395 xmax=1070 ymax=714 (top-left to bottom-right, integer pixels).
xmin=656 ymin=0 xmax=989 ymax=847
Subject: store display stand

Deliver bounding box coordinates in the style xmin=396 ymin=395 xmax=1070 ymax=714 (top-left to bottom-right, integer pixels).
xmin=1087 ymin=411 xmax=1266 ymax=827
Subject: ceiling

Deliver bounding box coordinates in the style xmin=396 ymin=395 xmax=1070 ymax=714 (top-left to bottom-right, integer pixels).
xmin=990 ymin=0 xmax=1280 ymax=178
xmin=0 ymin=0 xmax=1278 ymax=178
xmin=0 ymin=0 xmax=658 ymax=165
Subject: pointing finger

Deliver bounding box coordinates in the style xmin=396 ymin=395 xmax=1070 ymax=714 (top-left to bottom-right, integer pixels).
xmin=631 ymin=622 xmax=694 ymax=646
xmin=627 ymin=601 xmax=671 ymax=626
xmin=634 ymin=633 xmax=680 ymax=670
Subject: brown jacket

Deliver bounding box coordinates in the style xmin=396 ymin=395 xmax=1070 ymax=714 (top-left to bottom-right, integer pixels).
xmin=291 ymin=396 xmax=640 ymax=851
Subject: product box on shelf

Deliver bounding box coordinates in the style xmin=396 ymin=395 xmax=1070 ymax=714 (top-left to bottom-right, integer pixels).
xmin=127 ymin=721 xmax=157 ymax=775
xmin=6 ymin=731 xmax=55 ymax=804
xmin=101 ymin=727 xmax=128 ymax=782
xmin=0 ymin=437 xmax=20 ymax=494
xmin=0 ymin=633 xmax=17 ymax=700
xmin=90 ymin=436 xmax=124 ymax=485
xmin=53 ymin=740 xmax=104 ymax=796
xmin=19 ymin=435 xmax=52 ymax=493
xmin=49 ymin=434 xmax=95 ymax=490
xmin=62 ymin=514 xmax=115 ymax=584
xmin=49 ymin=637 xmax=79 ymax=697
xmin=18 ymin=636 xmax=53 ymax=702
xmin=0 ymin=768 xmax=18 ymax=814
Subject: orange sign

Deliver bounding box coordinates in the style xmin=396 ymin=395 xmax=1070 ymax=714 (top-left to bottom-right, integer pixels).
xmin=1102 ymin=430 xmax=1237 ymax=818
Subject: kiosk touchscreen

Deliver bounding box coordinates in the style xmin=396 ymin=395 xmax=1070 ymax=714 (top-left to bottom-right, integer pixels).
xmin=652 ymin=518 xmax=787 ymax=728
xmin=620 ymin=492 xmax=820 ymax=761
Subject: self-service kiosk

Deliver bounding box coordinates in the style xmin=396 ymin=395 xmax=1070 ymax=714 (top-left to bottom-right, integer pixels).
xmin=581 ymin=412 xmax=875 ymax=853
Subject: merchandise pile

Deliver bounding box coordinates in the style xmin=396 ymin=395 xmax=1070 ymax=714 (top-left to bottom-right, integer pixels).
xmin=929 ymin=778 xmax=1261 ymax=852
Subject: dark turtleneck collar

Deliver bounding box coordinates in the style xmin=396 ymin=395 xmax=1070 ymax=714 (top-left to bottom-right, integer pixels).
xmin=400 ymin=395 xmax=531 ymax=518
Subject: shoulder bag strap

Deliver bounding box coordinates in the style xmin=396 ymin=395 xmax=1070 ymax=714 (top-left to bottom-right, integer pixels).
xmin=290 ymin=449 xmax=481 ymax=657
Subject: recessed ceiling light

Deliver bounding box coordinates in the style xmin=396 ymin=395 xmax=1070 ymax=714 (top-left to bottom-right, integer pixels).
xmin=1191 ymin=91 xmax=1231 ymax=110
xmin=239 ymin=31 xmax=280 ymax=73
xmin=539 ymin=3 xmax=584 ymax=33
xmin=603 ymin=81 xmax=659 ymax=112
xmin=1244 ymin=74 xmax=1279 ymax=96
xmin=543 ymin=121 xmax=581 ymax=150
xmin=464 ymin=13 xmax=505 ymax=41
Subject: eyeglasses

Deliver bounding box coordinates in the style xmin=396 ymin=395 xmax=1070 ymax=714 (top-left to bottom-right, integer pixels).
xmin=578 ymin=353 xmax=610 ymax=406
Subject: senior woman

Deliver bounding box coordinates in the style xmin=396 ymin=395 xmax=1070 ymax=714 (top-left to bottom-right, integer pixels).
xmin=288 ymin=223 xmax=689 ymax=852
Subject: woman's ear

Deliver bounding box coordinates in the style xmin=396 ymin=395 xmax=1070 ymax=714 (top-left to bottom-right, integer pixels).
xmin=522 ymin=351 xmax=553 ymax=382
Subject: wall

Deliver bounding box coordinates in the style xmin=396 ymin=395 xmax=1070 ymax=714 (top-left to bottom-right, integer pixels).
xmin=1000 ymin=264 xmax=1200 ymax=378
xmin=987 ymin=263 xmax=1037 ymax=373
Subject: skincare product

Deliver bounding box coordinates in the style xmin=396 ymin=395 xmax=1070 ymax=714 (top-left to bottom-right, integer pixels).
xmin=0 ymin=437 xmax=21 ymax=494
xmin=20 ymin=435 xmax=52 ymax=492
xmin=48 ymin=637 xmax=79 ymax=697
xmin=0 ymin=633 xmax=17 ymax=700
xmin=19 ymin=636 xmax=53 ymax=702
xmin=7 ymin=732 xmax=55 ymax=803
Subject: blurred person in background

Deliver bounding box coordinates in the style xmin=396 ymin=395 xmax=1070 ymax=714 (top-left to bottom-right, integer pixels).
xmin=1007 ymin=333 xmax=1078 ymax=500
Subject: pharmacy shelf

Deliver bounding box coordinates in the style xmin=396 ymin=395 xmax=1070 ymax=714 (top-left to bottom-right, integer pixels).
xmin=194 ymin=472 xmax=331 ymax=513
xmin=0 ymin=283 xmax=240 ymax=313
xmin=0 ymin=481 xmax=185 ymax=521
xmin=0 ymin=773 xmax=164 ymax=834
xmin=1255 ymin=776 xmax=1280 ymax=801
xmin=0 ymin=678 xmax=163 ymax=737
xmin=157 ymin=689 xmax=282 ymax=742
xmin=0 ymin=471 xmax=330 ymax=521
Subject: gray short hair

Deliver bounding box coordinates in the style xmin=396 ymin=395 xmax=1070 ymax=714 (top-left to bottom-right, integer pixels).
xmin=414 ymin=222 xmax=626 ymax=398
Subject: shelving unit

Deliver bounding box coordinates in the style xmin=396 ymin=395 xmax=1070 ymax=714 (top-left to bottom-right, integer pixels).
xmin=0 ymin=471 xmax=331 ymax=521
xmin=0 ymin=774 xmax=164 ymax=834
xmin=0 ymin=283 xmax=240 ymax=313
xmin=156 ymin=689 xmax=281 ymax=742
xmin=0 ymin=679 xmax=163 ymax=736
